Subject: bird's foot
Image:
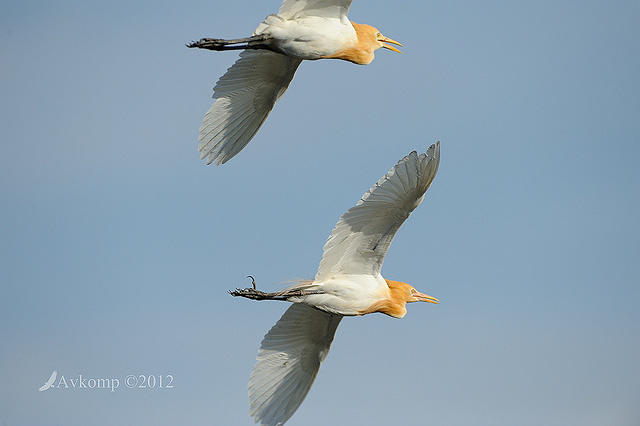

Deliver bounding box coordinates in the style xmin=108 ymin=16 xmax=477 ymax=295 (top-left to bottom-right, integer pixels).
xmin=229 ymin=276 xmax=305 ymax=301
xmin=229 ymin=276 xmax=277 ymax=300
xmin=229 ymin=287 xmax=276 ymax=300
xmin=187 ymin=38 xmax=227 ymax=50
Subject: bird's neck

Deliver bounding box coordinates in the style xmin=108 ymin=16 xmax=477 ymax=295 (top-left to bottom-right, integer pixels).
xmin=361 ymin=280 xmax=409 ymax=318
xmin=320 ymin=22 xmax=375 ymax=65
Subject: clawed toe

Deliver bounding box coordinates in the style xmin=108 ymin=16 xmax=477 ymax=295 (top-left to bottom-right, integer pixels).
xmin=187 ymin=38 xmax=222 ymax=49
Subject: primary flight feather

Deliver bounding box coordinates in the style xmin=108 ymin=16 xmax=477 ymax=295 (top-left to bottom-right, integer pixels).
xmin=231 ymin=142 xmax=441 ymax=425
xmin=189 ymin=0 xmax=402 ymax=165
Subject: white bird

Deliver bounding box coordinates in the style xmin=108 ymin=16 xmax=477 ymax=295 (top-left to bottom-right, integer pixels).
xmin=230 ymin=142 xmax=441 ymax=425
xmin=188 ymin=0 xmax=402 ymax=165
xmin=38 ymin=370 xmax=57 ymax=392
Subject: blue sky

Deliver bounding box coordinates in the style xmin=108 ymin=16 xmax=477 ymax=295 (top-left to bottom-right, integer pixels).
xmin=1 ymin=1 xmax=639 ymax=425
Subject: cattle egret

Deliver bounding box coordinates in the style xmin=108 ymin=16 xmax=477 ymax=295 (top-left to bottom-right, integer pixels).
xmin=188 ymin=0 xmax=402 ymax=165
xmin=230 ymin=142 xmax=441 ymax=425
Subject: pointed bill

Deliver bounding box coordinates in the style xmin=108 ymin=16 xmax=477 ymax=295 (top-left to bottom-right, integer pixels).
xmin=381 ymin=36 xmax=402 ymax=53
xmin=415 ymin=291 xmax=439 ymax=304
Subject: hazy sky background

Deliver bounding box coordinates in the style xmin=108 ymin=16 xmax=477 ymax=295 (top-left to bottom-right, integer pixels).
xmin=1 ymin=1 xmax=639 ymax=425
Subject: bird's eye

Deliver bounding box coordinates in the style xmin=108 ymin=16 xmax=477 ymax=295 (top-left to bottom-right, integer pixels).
xmin=376 ymin=32 xmax=381 ymax=38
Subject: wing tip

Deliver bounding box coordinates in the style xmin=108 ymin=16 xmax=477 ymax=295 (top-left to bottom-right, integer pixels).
xmin=396 ymin=140 xmax=440 ymax=171
xmin=418 ymin=141 xmax=440 ymax=165
xmin=430 ymin=140 xmax=441 ymax=161
xmin=430 ymin=140 xmax=440 ymax=156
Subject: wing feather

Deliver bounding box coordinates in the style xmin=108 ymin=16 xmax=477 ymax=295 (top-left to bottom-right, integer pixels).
xmin=315 ymin=142 xmax=440 ymax=281
xmin=198 ymin=51 xmax=301 ymax=165
xmin=249 ymin=304 xmax=342 ymax=426
xmin=278 ymin=0 xmax=352 ymax=19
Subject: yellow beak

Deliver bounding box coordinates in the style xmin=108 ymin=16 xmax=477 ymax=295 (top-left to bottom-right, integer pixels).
xmin=415 ymin=291 xmax=439 ymax=304
xmin=380 ymin=36 xmax=402 ymax=53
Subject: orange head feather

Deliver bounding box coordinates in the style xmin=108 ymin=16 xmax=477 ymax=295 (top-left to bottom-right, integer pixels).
xmin=352 ymin=23 xmax=402 ymax=55
xmin=386 ymin=280 xmax=439 ymax=305
xmin=361 ymin=280 xmax=439 ymax=319
xmin=323 ymin=22 xmax=402 ymax=65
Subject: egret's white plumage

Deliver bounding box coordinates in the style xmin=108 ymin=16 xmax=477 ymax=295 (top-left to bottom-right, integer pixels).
xmin=278 ymin=0 xmax=351 ymax=20
xmin=234 ymin=143 xmax=441 ymax=425
xmin=249 ymin=304 xmax=341 ymax=425
xmin=190 ymin=0 xmax=402 ymax=165
xmin=198 ymin=51 xmax=301 ymax=165
xmin=315 ymin=143 xmax=440 ymax=281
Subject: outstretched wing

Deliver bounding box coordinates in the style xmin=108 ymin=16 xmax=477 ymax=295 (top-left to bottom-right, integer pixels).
xmin=198 ymin=50 xmax=301 ymax=165
xmin=278 ymin=0 xmax=352 ymax=19
xmin=249 ymin=304 xmax=342 ymax=426
xmin=315 ymin=142 xmax=440 ymax=281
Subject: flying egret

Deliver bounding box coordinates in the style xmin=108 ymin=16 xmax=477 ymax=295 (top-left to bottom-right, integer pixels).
xmin=188 ymin=0 xmax=402 ymax=165
xmin=230 ymin=142 xmax=441 ymax=425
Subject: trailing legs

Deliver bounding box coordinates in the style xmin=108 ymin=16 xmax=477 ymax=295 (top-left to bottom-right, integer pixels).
xmin=229 ymin=276 xmax=317 ymax=301
xmin=187 ymin=35 xmax=276 ymax=52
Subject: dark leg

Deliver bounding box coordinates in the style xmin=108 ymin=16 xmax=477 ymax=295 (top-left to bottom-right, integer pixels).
xmin=187 ymin=35 xmax=274 ymax=51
